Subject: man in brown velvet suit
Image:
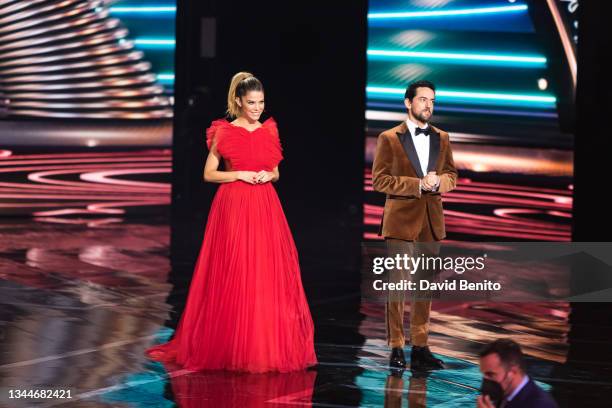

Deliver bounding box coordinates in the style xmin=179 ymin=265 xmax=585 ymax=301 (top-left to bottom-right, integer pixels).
xmin=372 ymin=80 xmax=457 ymax=371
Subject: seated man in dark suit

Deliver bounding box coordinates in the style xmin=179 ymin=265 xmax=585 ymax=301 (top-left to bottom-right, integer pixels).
xmin=478 ymin=339 xmax=558 ymax=408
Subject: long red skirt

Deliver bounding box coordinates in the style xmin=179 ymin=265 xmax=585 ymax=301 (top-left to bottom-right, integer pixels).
xmin=146 ymin=181 xmax=317 ymax=373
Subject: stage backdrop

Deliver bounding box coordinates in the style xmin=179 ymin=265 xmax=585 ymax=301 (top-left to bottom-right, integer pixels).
xmin=0 ymin=0 xmax=176 ymax=218
xmin=364 ymin=0 xmax=577 ymax=242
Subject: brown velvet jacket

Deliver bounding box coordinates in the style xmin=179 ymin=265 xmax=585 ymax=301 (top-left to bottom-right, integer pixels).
xmin=372 ymin=120 xmax=457 ymax=241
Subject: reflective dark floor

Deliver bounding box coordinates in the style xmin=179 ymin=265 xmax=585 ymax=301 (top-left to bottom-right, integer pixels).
xmin=0 ymin=215 xmax=611 ymax=407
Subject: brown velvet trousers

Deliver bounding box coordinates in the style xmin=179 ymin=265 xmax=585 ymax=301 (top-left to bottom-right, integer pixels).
xmin=385 ymin=212 xmax=440 ymax=348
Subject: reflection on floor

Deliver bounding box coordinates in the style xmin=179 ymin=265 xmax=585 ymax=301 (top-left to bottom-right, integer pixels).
xmin=1 ymin=217 xmax=610 ymax=407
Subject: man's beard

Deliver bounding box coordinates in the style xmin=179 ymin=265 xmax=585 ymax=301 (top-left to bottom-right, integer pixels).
xmin=412 ymin=109 xmax=431 ymax=124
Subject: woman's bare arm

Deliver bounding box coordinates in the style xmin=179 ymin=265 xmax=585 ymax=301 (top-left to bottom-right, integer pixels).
xmin=203 ymin=142 xmax=256 ymax=184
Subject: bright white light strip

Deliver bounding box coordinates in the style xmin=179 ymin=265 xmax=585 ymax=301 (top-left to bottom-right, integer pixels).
xmin=366 ymin=110 xmax=413 ymax=122
xmin=157 ymin=74 xmax=175 ymax=80
xmin=368 ymin=4 xmax=528 ymax=19
xmin=133 ymin=39 xmax=175 ymax=45
xmin=439 ymin=90 xmax=555 ymax=103
xmin=367 ymin=49 xmax=546 ymax=64
xmin=110 ymin=7 xmax=176 ymax=13
xmin=366 ymin=87 xmax=556 ymax=103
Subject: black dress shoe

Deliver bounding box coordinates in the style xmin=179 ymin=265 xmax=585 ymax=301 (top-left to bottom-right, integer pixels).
xmin=410 ymin=345 xmax=444 ymax=370
xmin=389 ymin=347 xmax=407 ymax=369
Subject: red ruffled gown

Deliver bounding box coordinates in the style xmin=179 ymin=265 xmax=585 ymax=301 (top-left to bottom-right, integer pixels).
xmin=146 ymin=117 xmax=317 ymax=373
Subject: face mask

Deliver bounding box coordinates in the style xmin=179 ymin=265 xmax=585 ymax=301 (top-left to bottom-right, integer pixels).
xmin=480 ymin=378 xmax=504 ymax=408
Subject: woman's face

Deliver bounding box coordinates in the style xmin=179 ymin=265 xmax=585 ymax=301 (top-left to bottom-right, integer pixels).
xmin=236 ymin=90 xmax=264 ymax=122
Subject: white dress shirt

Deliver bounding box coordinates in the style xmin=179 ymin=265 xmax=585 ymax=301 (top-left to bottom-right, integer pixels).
xmin=406 ymin=118 xmax=439 ymax=192
xmin=406 ymin=118 xmax=430 ymax=176
xmin=506 ymin=375 xmax=529 ymax=402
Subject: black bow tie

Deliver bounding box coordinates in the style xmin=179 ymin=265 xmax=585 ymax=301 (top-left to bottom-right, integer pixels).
xmin=414 ymin=127 xmax=430 ymax=136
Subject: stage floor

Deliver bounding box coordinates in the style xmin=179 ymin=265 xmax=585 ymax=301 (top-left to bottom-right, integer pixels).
xmin=0 ymin=216 xmax=610 ymax=407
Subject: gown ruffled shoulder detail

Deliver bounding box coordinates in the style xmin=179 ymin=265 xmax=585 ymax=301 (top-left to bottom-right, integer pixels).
xmin=206 ymin=117 xmax=283 ymax=166
xmin=205 ymin=118 xmax=231 ymax=150
xmin=261 ymin=117 xmax=283 ymax=164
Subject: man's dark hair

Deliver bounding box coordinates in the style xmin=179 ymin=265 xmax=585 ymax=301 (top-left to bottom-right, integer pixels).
xmin=479 ymin=339 xmax=527 ymax=372
xmin=404 ymin=80 xmax=436 ymax=101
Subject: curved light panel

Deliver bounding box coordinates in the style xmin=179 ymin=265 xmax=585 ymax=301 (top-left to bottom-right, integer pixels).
xmin=0 ymin=0 xmax=173 ymax=119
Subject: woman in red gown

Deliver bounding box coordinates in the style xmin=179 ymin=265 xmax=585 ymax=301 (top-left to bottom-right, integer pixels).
xmin=146 ymin=72 xmax=317 ymax=373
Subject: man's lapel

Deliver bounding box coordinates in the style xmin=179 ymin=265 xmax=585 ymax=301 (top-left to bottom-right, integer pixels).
xmin=395 ymin=121 xmax=424 ymax=178
xmin=427 ymin=127 xmax=441 ymax=173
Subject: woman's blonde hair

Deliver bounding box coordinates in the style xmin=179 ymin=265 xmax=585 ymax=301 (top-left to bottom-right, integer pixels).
xmin=226 ymin=72 xmax=264 ymax=118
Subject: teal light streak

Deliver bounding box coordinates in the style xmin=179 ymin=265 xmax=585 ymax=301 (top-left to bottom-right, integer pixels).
xmin=157 ymin=73 xmax=175 ymax=84
xmin=368 ymin=4 xmax=528 ymax=19
xmin=109 ymin=6 xmax=176 ymax=13
xmin=366 ymin=86 xmax=556 ymax=108
xmin=367 ymin=49 xmax=546 ymax=67
xmin=133 ymin=38 xmax=175 ymax=48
